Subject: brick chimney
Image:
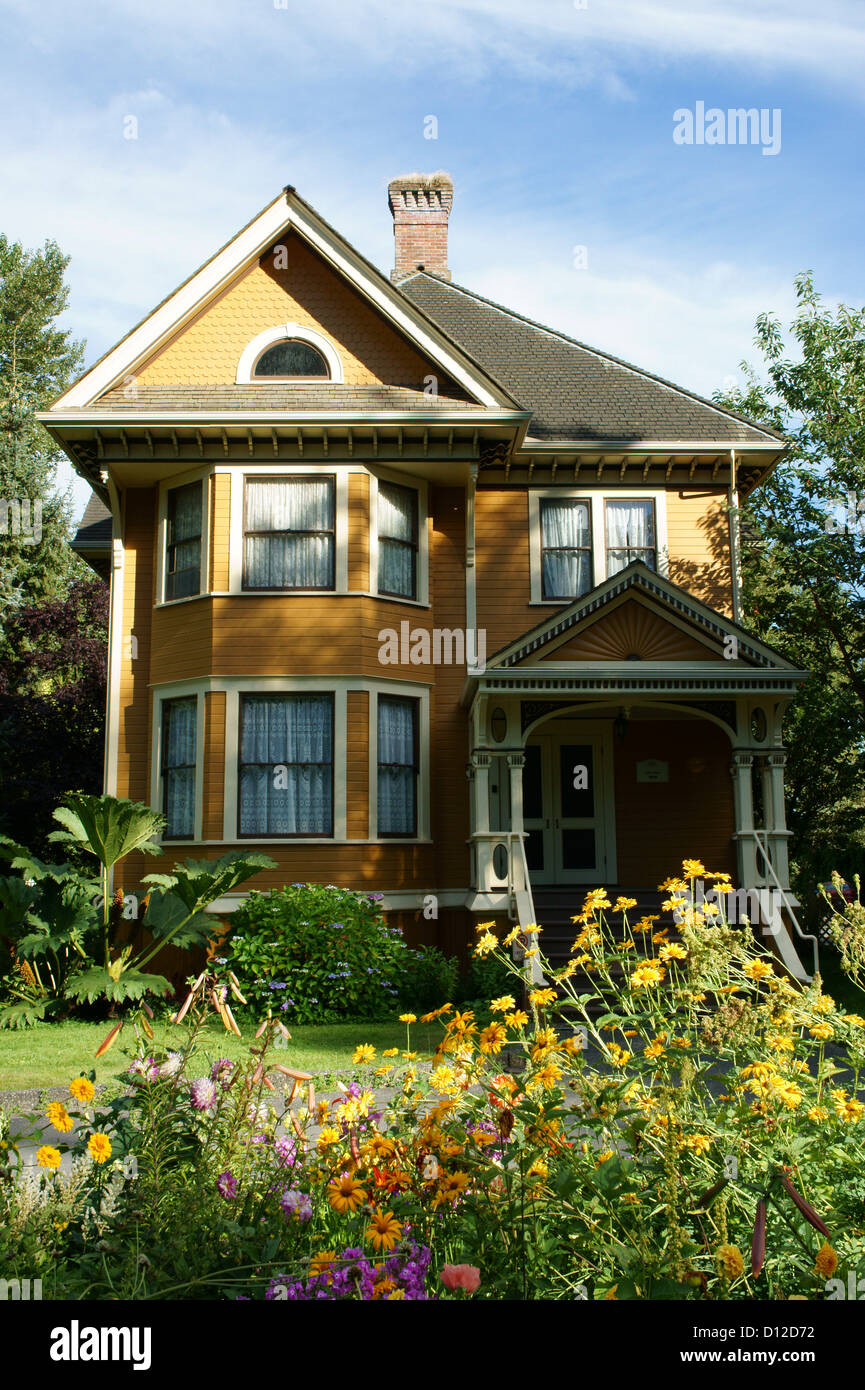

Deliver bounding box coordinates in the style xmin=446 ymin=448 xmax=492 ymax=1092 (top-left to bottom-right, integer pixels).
xmin=388 ymin=172 xmax=454 ymax=283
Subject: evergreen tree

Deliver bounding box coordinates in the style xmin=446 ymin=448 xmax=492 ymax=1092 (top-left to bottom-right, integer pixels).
xmin=0 ymin=234 xmax=86 ymax=628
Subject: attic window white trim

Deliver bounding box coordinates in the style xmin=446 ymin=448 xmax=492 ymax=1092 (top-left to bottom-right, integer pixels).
xmin=236 ymin=323 xmax=344 ymax=384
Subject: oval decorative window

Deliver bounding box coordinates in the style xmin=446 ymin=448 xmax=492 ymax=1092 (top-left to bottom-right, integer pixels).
xmin=253 ymin=340 xmax=330 ymax=379
xmin=750 ymin=707 xmax=767 ymax=743
xmin=490 ymin=707 xmax=508 ymax=743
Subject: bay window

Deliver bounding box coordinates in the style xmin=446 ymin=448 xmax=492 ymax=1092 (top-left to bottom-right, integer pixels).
xmin=377 ymin=481 xmax=418 ymax=599
xmin=165 ymin=481 xmax=202 ymax=600
xmin=243 ymin=476 xmax=335 ymax=590
xmin=161 ymin=697 xmax=197 ymax=839
xmin=239 ymin=693 xmax=333 ymax=836
xmin=377 ymin=695 xmax=418 ymax=837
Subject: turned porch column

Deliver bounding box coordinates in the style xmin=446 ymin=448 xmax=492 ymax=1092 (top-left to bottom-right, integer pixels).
xmin=730 ymin=750 xmax=760 ymax=887
xmin=759 ymin=750 xmax=792 ymax=891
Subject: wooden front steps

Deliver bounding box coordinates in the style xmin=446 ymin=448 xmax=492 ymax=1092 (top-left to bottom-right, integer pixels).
xmin=527 ymin=887 xmax=682 ymax=1012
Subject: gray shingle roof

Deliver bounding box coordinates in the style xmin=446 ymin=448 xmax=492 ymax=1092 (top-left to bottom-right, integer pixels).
xmin=72 ymin=492 xmax=112 ymax=548
xmin=398 ymin=272 xmax=782 ymax=446
xmin=93 ymin=383 xmax=479 ymax=412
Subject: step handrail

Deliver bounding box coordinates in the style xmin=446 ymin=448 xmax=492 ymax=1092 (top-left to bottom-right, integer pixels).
xmin=507 ymin=830 xmax=543 ymax=986
xmin=750 ymin=829 xmax=819 ymax=980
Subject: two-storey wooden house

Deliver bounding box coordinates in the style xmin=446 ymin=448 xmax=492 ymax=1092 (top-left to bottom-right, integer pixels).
xmin=44 ymin=173 xmax=812 ymax=978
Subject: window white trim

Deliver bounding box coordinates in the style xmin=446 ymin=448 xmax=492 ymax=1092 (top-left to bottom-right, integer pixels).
xmin=228 ymin=466 xmax=350 ymax=594
xmin=368 ymin=467 xmax=429 ymax=604
xmin=150 ymin=687 xmax=206 ymax=843
xmin=156 ymin=467 xmax=212 ymax=606
xmin=236 ymin=322 xmax=344 ymax=384
xmin=529 ymin=488 xmax=669 ymax=604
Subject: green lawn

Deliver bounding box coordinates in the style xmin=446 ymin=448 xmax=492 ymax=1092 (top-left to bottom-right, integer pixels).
xmin=0 ymin=1018 xmax=436 ymax=1094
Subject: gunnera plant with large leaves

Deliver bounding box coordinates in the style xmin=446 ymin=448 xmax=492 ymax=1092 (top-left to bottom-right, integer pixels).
xmin=0 ymin=794 xmax=274 ymax=1024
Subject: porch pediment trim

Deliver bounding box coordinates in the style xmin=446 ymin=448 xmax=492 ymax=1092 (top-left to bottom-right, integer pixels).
xmin=485 ymin=562 xmax=801 ymax=673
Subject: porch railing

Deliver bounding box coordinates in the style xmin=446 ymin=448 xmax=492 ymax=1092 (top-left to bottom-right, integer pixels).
xmin=748 ymin=829 xmax=819 ymax=981
xmin=506 ymin=830 xmax=544 ymax=987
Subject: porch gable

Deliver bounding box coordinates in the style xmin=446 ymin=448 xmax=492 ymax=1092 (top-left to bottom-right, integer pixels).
xmin=483 ymin=561 xmax=801 ymax=673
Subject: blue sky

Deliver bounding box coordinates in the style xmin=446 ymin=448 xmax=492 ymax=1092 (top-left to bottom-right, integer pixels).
xmin=2 ymin=0 xmax=862 ymax=516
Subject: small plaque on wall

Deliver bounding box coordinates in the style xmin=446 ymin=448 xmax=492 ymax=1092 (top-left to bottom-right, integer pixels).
xmin=636 ymin=759 xmax=669 ymax=783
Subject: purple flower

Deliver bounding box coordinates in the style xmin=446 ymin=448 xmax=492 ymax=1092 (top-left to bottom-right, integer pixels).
xmin=128 ymin=1057 xmax=159 ymax=1082
xmin=274 ymin=1136 xmax=298 ymax=1168
xmin=210 ymin=1058 xmax=235 ymax=1090
xmin=217 ymin=1170 xmax=238 ymax=1199
xmin=190 ymin=1076 xmax=219 ymax=1113
xmin=264 ymin=1242 xmax=432 ymax=1300
xmin=280 ymin=1188 xmax=312 ymax=1223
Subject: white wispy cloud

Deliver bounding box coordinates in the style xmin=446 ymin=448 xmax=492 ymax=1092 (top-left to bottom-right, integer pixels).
xmin=3 ymin=0 xmax=863 ymax=91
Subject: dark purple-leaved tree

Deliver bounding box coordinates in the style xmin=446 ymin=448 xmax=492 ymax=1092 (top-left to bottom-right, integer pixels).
xmin=0 ymin=576 xmax=107 ymax=854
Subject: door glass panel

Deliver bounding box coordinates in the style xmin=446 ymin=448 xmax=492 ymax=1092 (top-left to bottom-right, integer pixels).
xmin=561 ymin=828 xmax=596 ymax=870
xmin=560 ymin=744 xmax=594 ymax=818
xmin=525 ymin=828 xmax=545 ymax=872
xmin=523 ymin=744 xmax=543 ymax=820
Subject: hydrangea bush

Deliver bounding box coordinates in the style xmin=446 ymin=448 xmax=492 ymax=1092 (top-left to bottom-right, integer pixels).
xmin=226 ymin=884 xmax=412 ymax=1022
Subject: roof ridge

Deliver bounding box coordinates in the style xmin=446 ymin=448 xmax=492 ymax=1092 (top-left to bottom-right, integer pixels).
xmin=403 ymin=272 xmax=786 ymax=445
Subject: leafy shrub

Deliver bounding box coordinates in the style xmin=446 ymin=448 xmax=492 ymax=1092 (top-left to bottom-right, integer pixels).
xmin=226 ymin=884 xmax=413 ymax=1023
xmin=399 ymin=945 xmax=460 ymax=1014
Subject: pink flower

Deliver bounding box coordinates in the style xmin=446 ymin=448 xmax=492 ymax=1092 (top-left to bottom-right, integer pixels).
xmin=440 ymin=1264 xmax=481 ymax=1294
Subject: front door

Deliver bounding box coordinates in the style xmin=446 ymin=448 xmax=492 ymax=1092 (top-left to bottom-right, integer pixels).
xmin=522 ymin=723 xmax=615 ymax=884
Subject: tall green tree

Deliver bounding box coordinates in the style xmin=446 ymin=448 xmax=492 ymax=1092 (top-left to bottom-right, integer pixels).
xmin=0 ymin=234 xmax=85 ymax=625
xmin=715 ymin=272 xmax=865 ymax=898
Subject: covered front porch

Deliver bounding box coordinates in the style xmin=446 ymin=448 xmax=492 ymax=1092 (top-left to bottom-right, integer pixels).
xmin=460 ymin=563 xmax=810 ymax=973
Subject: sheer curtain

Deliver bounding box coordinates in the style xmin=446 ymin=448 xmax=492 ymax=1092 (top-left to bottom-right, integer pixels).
xmin=243 ymin=478 xmax=334 ymax=589
xmin=541 ymin=499 xmax=591 ymax=598
xmin=239 ymin=695 xmax=333 ymax=835
xmin=378 ymin=696 xmax=417 ymax=835
xmin=163 ymin=698 xmax=196 ymax=837
xmin=378 ymin=483 xmax=417 ymax=597
xmin=605 ymin=500 xmax=655 ymax=575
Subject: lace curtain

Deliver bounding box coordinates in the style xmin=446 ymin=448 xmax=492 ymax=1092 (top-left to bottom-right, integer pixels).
xmin=243 ymin=478 xmax=334 ymax=589
xmin=378 ymin=696 xmax=416 ymax=835
xmin=239 ymin=694 xmax=333 ymax=835
xmin=163 ymin=698 xmax=196 ymax=837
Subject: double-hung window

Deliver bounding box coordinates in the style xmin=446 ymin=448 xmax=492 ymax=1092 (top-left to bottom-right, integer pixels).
xmin=377 ymin=481 xmax=418 ymax=599
xmin=161 ymin=697 xmax=197 ymax=839
xmin=239 ymin=694 xmax=334 ymax=836
xmin=243 ymin=476 xmax=335 ymax=590
xmin=165 ymin=481 xmax=203 ymax=599
xmin=605 ymin=499 xmax=656 ymax=575
xmin=377 ymin=695 xmax=418 ymax=837
xmin=540 ymin=497 xmax=593 ymax=600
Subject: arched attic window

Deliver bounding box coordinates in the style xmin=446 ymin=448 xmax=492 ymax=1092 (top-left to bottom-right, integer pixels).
xmin=253 ymin=339 xmax=330 ymax=379
xmin=236 ymin=322 xmax=344 ymax=384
